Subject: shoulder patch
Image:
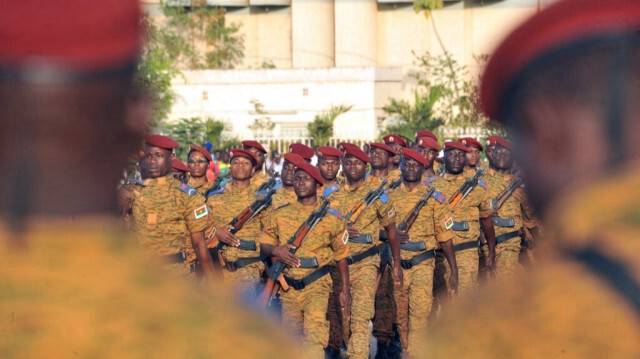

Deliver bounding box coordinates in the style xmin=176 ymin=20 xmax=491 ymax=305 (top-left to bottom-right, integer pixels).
xmin=194 ymin=204 xmax=209 ymax=219
xmin=178 ymin=183 xmax=197 ymax=196
xmin=327 ymin=207 xmax=342 ymax=220
xmin=365 ymin=172 xmax=370 ymax=179
xmin=430 ymin=190 xmax=446 ymax=204
xmin=423 ymin=176 xmax=437 ymax=185
xmin=323 ymin=183 xmax=340 ymax=198
xmin=124 ymin=178 xmax=144 ymax=186
xmin=478 ymin=179 xmax=488 ymax=190
xmin=378 ymin=193 xmax=389 ymax=204
xmin=206 ymin=187 xmax=226 ymax=198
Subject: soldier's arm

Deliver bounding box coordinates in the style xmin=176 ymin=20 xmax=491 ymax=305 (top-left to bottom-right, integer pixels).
xmin=434 ymin=203 xmax=458 ymax=290
xmin=330 ymin=220 xmax=351 ymax=314
xmin=478 ymin=188 xmax=496 ymax=270
xmin=378 ymin=198 xmax=402 ymax=286
xmin=190 ymin=230 xmax=215 ymax=278
xmin=440 ymin=239 xmax=458 ymax=293
xmin=259 ymin=211 xmax=300 ymax=267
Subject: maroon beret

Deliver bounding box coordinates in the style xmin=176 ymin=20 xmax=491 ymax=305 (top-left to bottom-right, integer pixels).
xmin=289 ymin=143 xmax=314 ymax=161
xmin=402 ymin=148 xmax=429 ymax=167
xmin=171 ymin=159 xmax=189 ymax=173
xmin=284 ymin=153 xmax=304 ymax=166
xmin=494 ymin=137 xmax=513 ymax=151
xmin=416 ymin=137 xmax=441 ymax=151
xmin=458 ymin=137 xmax=484 ymax=151
xmin=242 ymin=140 xmax=267 ymax=154
xmin=383 ymin=134 xmax=407 ymax=148
xmin=481 ymin=0 xmax=640 ymax=121
xmin=145 ymin=134 xmax=179 ymax=150
xmin=415 ymin=130 xmax=438 ymax=142
xmin=485 ymin=135 xmax=502 ymax=148
xmin=369 ymin=142 xmax=396 ymax=155
xmin=344 ymin=146 xmax=371 ymax=164
xmin=317 ymin=146 xmax=342 ymax=159
xmin=189 ymin=145 xmax=212 ymax=162
xmin=444 ymin=141 xmax=470 ymax=152
xmin=295 ymin=161 xmax=324 ymax=185
xmin=338 ymin=142 xmax=359 ymax=153
xmin=229 ymin=148 xmax=257 ymax=166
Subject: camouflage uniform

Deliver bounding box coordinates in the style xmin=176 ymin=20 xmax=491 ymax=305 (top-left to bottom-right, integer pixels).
xmin=271 ymin=186 xmax=299 ymax=209
xmin=132 ymin=174 xmax=209 ymax=275
xmin=417 ymin=168 xmax=640 ymax=358
xmin=387 ymin=168 xmax=402 ymax=182
xmin=330 ymin=176 xmax=397 ymax=359
xmin=261 ymin=200 xmax=348 ymax=356
xmin=0 ymin=217 xmax=306 ymax=358
xmin=206 ymin=181 xmax=266 ymax=286
xmin=250 ymin=170 xmax=270 ymax=190
xmin=187 ymin=177 xmax=212 ymax=195
xmin=432 ymin=170 xmax=492 ymax=298
xmin=389 ymin=182 xmax=453 ymax=357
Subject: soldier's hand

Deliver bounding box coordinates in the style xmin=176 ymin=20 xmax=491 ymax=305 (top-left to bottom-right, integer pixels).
xmin=215 ymin=225 xmax=240 ymax=246
xmin=397 ymin=230 xmax=410 ymax=244
xmin=117 ymin=188 xmax=134 ymax=214
xmin=393 ymin=264 xmax=404 ymax=287
xmin=273 ymin=244 xmax=300 ymax=267
xmin=346 ymin=225 xmax=360 ymax=238
xmin=339 ymin=288 xmax=351 ymax=316
xmin=484 ymin=252 xmax=496 ymax=272
xmin=449 ymin=271 xmax=459 ymax=295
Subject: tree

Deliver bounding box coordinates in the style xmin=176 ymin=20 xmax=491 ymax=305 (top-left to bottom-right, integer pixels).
xmin=164 ymin=117 xmax=238 ymax=159
xmin=382 ymin=88 xmax=445 ymax=141
xmin=308 ymin=105 xmax=353 ymax=146
xmin=248 ymin=99 xmax=276 ymax=138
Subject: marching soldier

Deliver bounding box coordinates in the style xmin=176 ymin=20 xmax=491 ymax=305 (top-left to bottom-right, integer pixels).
xmin=390 ymin=149 xmax=458 ymax=357
xmin=329 ymin=146 xmax=402 ymax=359
xmin=415 ymin=130 xmax=442 ymax=174
xmin=484 ymin=136 xmax=501 ymax=165
xmin=290 ymin=143 xmax=314 ymax=163
xmin=458 ymin=137 xmax=484 ymax=171
xmin=369 ymin=142 xmax=397 ymax=180
xmin=383 ymin=134 xmax=407 ymax=180
xmin=261 ymin=161 xmax=350 ymax=356
xmin=271 ymin=152 xmax=304 ymax=207
xmin=242 ymin=140 xmax=269 ymax=188
xmin=187 ymin=145 xmax=213 ymax=194
xmin=132 ymin=135 xmax=215 ymax=277
xmin=432 ymin=141 xmax=495 ymax=300
xmin=316 ymin=146 xmax=344 ymax=189
xmin=414 ymin=136 xmax=441 ymax=179
xmin=171 ymin=159 xmax=189 ymax=183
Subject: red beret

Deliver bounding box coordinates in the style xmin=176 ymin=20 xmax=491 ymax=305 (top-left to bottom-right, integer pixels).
xmin=481 ymin=0 xmax=640 ymax=122
xmin=369 ymin=143 xmax=396 ymax=155
xmin=145 ymin=134 xmax=179 ymax=150
xmin=416 ymin=137 xmax=441 ymax=151
xmin=383 ymin=134 xmax=407 ymax=147
xmin=242 ymin=140 xmax=267 ymax=154
xmin=295 ymin=161 xmax=324 ymax=186
xmin=189 ymin=145 xmax=212 ymax=162
xmin=458 ymin=137 xmax=484 ymax=151
xmin=415 ymin=130 xmax=438 ymax=142
xmin=444 ymin=141 xmax=470 ymax=152
xmin=494 ymin=137 xmax=513 ymax=151
xmin=317 ymin=146 xmax=342 ymax=159
xmin=485 ymin=135 xmax=502 ymax=148
xmin=289 ymin=143 xmax=314 ymax=161
xmin=284 ymin=153 xmax=304 ymax=166
xmin=0 ymin=0 xmax=141 ymax=70
xmin=402 ymin=148 xmax=429 ymax=167
xmin=171 ymin=159 xmax=189 ymax=173
xmin=338 ymin=142 xmax=359 ymax=153
xmin=229 ymin=148 xmax=257 ymax=166
xmin=344 ymin=146 xmax=371 ymax=164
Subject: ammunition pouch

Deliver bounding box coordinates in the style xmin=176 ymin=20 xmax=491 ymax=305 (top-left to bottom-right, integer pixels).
xmin=452 ymin=221 xmax=469 ymax=231
xmin=298 ymin=257 xmax=319 ymax=268
xmin=349 ymin=233 xmax=373 ymax=244
xmin=400 ymin=241 xmax=427 ymax=251
xmin=492 ymin=216 xmax=515 ymax=227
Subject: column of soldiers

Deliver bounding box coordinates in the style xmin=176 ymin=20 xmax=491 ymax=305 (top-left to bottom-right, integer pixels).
xmin=123 ymin=126 xmax=540 ymax=358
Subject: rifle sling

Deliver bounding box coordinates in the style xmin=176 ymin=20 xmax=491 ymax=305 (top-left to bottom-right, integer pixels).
xmin=496 ymin=230 xmax=521 ymax=245
xmin=401 ymin=250 xmax=436 ymax=270
xmin=284 ymin=265 xmax=331 ymax=290
xmin=223 ymin=256 xmax=262 ymax=272
xmin=347 ymin=246 xmax=379 ymax=265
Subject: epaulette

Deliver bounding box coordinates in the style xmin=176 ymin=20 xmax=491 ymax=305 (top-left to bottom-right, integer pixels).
xmin=206 ymin=187 xmax=226 ymax=198
xmin=327 ymin=207 xmax=342 ymax=220
xmin=124 ymin=178 xmax=144 ymax=186
xmin=178 ymin=183 xmax=198 ymax=196
xmin=423 ymin=176 xmax=437 ymax=185
xmin=378 ymin=192 xmax=389 ymax=204
xmin=275 ymin=203 xmax=290 ymax=211
xmin=323 ymin=183 xmax=340 ymax=198
xmin=365 ymin=172 xmax=370 ymax=179
xmin=430 ymin=190 xmax=446 ymax=204
xmin=478 ymin=179 xmax=488 ymax=190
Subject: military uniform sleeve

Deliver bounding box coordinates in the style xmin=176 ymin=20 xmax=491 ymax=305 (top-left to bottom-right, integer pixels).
xmin=329 ymin=218 xmax=349 ymax=262
xmin=433 ymin=201 xmax=454 ymax=243
xmin=477 ymin=186 xmax=493 ymax=219
xmin=183 ymin=192 xmax=209 ymax=233
xmin=259 ymin=210 xmax=280 ymax=246
xmin=376 ymin=196 xmax=397 ymax=227
xmin=514 ymin=188 xmax=538 ymax=229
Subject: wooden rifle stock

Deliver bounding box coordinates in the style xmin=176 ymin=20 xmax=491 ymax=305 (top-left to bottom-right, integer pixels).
xmin=346 ymin=179 xmax=388 ymax=224
xmin=448 ymin=169 xmax=485 ymax=211
xmin=492 ymin=178 xmax=523 ymax=213
xmin=398 ymin=187 xmax=435 ymax=233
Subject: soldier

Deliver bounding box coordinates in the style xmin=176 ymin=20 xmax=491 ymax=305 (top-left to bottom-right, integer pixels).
xmin=420 ymin=1 xmax=640 ymax=357
xmin=369 ymin=142 xmax=397 ymax=179
xmin=271 ymin=152 xmax=304 ymax=207
xmin=290 ymin=143 xmax=314 ymax=163
xmin=187 ymin=145 xmax=213 ymax=194
xmin=484 ymin=136 xmax=501 ymax=165
xmin=133 ymin=135 xmax=215 ymax=277
xmin=242 ymin=140 xmax=269 ymax=188
xmin=415 ymin=130 xmax=442 ymax=174
xmin=432 ymin=142 xmax=495 ymax=300
xmin=261 ymin=161 xmax=351 ymax=356
xmin=390 ymin=149 xmax=458 ymax=357
xmin=458 ymin=137 xmax=484 ymax=171
xmin=383 ymin=134 xmax=408 ymax=180
xmin=330 ymin=146 xmax=402 ymax=359
xmin=206 ymin=149 xmax=267 ymax=287
xmin=414 ymin=136 xmax=441 ymax=179
xmin=171 ymin=158 xmax=189 ymax=184
xmin=0 ymin=1 xmax=303 ymax=356
xmin=316 ymin=146 xmax=344 ymax=189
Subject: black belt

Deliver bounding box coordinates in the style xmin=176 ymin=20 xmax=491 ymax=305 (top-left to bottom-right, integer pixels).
xmin=400 ymin=241 xmax=427 ymax=251
xmin=401 ymin=250 xmax=436 ymax=270
xmin=452 ymin=221 xmax=469 ymax=231
xmin=492 ymin=216 xmax=515 ymax=227
xmin=162 ymin=251 xmax=187 ymax=263
xmin=347 ymin=246 xmax=379 ymax=265
xmin=224 ymin=256 xmax=262 ymax=272
xmin=453 ymin=240 xmax=478 ymax=252
xmin=298 ymin=257 xmax=319 ymax=268
xmin=349 ymin=233 xmax=372 ymax=244
xmin=284 ymin=265 xmax=331 ymax=290
xmin=496 ymin=230 xmax=522 ymax=244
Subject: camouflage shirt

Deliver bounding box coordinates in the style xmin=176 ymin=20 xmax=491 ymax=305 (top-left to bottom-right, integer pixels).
xmin=271 ymin=186 xmax=298 ymax=209
xmin=250 ymin=171 xmax=270 ymax=191
xmin=187 ymin=177 xmax=212 ymax=196
xmin=484 ymin=169 xmax=537 ymax=236
xmin=261 ymin=200 xmax=349 ymax=279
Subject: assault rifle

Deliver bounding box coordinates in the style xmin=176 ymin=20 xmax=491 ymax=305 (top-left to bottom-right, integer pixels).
xmin=447 ymin=168 xmax=485 ymax=211
xmin=259 ymin=199 xmax=330 ymax=307
xmin=345 ymin=178 xmax=388 ymax=224
xmin=387 ymin=177 xmax=402 ymax=191
xmin=491 ymin=178 xmax=523 ymax=212
xmin=203 ymin=176 xmax=229 ymax=197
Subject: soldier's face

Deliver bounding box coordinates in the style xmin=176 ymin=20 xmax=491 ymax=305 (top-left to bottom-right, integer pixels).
xmin=417 ymin=146 xmax=438 ymax=167
xmin=187 ymin=151 xmax=209 ymax=178
xmin=401 ymin=158 xmax=424 ymax=182
xmin=389 ymin=143 xmax=403 ymax=165
xmin=465 ymin=147 xmax=481 ymax=167
xmin=230 ymin=157 xmax=254 ymax=180
xmin=245 ymin=147 xmax=265 ymax=169
xmin=486 ymin=146 xmax=495 ymax=167
xmin=317 ymin=158 xmax=340 ymax=181
xmin=282 ymin=161 xmax=296 ymax=186
xmin=444 ymin=149 xmax=465 ymax=175
xmin=342 ymin=156 xmax=367 ymax=182
xmin=142 ymin=146 xmax=172 ymax=178
xmin=369 ymin=147 xmax=390 ymax=170
xmin=493 ymin=145 xmax=513 ymax=170
xmin=293 ymin=170 xmax=317 ymax=199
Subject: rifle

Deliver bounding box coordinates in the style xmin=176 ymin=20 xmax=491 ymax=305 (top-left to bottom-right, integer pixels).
xmin=447 ymin=168 xmax=485 ymax=211
xmin=387 ymin=177 xmax=402 ymax=190
xmin=203 ymin=176 xmax=229 ymax=197
xmin=491 ymin=178 xmax=523 ymax=213
xmin=214 ymin=178 xmax=278 ymax=266
xmin=345 ymin=178 xmax=388 ymax=225
xmin=259 ymin=199 xmax=331 ymax=307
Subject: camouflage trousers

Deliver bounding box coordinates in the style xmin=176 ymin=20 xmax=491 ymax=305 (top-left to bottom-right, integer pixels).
xmin=479 ymin=235 xmax=522 ymax=280
xmin=394 ymin=258 xmax=435 ymax=358
xmin=327 ymin=266 xmax=345 ymax=351
xmin=280 ymin=274 xmax=332 ymax=357
xmin=434 ymin=247 xmax=478 ymax=307
xmin=347 ymin=259 xmax=379 ymax=359
xmin=372 ymin=266 xmax=396 ymax=344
